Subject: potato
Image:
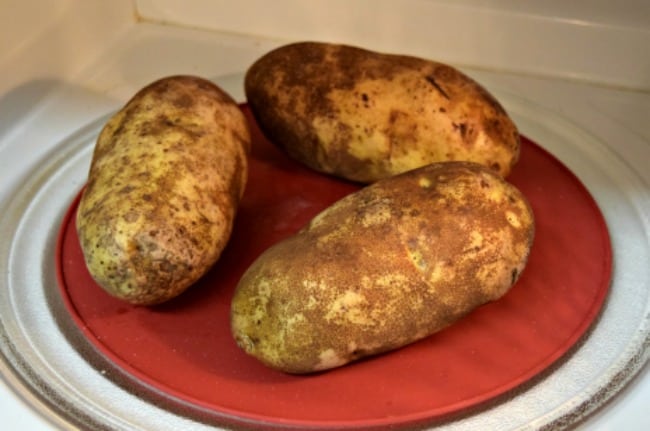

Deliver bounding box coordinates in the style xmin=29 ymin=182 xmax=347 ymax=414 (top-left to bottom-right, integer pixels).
xmin=76 ymin=75 xmax=250 ymax=305
xmin=231 ymin=161 xmax=534 ymax=373
xmin=245 ymin=42 xmax=520 ymax=183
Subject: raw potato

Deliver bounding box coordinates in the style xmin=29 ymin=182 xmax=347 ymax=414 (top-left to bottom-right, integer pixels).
xmin=231 ymin=161 xmax=534 ymax=373
xmin=76 ymin=75 xmax=250 ymax=305
xmin=245 ymin=42 xmax=520 ymax=183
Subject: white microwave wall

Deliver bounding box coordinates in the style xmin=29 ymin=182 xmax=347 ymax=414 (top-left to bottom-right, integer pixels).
xmin=136 ymin=0 xmax=650 ymax=90
xmin=2 ymin=0 xmax=649 ymax=96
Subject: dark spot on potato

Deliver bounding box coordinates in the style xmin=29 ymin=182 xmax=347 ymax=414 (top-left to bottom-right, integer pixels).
xmin=425 ymin=75 xmax=450 ymax=100
xmin=110 ymin=122 xmax=126 ymax=140
xmin=173 ymin=94 xmax=194 ymax=109
xmin=160 ymin=260 xmax=176 ymax=274
xmin=389 ymin=110 xmax=402 ymax=124
xmin=480 ymin=179 xmax=490 ymax=188
xmin=452 ymin=122 xmax=467 ymax=137
xmin=511 ymin=268 xmax=518 ymax=284
xmin=123 ymin=211 xmax=139 ymax=223
xmin=119 ymin=185 xmax=135 ymax=194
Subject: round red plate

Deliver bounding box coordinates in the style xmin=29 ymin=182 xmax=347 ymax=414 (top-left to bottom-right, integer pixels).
xmin=56 ymin=105 xmax=612 ymax=430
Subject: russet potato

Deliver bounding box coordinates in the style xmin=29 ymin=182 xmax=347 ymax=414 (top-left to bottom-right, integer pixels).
xmin=245 ymin=42 xmax=521 ymax=183
xmin=231 ymin=161 xmax=534 ymax=373
xmin=76 ymin=75 xmax=250 ymax=305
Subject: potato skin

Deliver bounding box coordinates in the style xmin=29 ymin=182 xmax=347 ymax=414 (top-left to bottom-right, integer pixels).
xmin=231 ymin=161 xmax=534 ymax=373
xmin=245 ymin=42 xmax=520 ymax=183
xmin=76 ymin=75 xmax=250 ymax=305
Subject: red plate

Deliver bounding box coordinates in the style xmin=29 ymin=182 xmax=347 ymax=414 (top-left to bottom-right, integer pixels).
xmin=56 ymin=105 xmax=612 ymax=429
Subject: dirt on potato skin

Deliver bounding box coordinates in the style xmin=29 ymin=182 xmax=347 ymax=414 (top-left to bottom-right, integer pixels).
xmin=77 ymin=75 xmax=250 ymax=305
xmin=231 ymin=161 xmax=535 ymax=374
xmin=245 ymin=42 xmax=520 ymax=183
